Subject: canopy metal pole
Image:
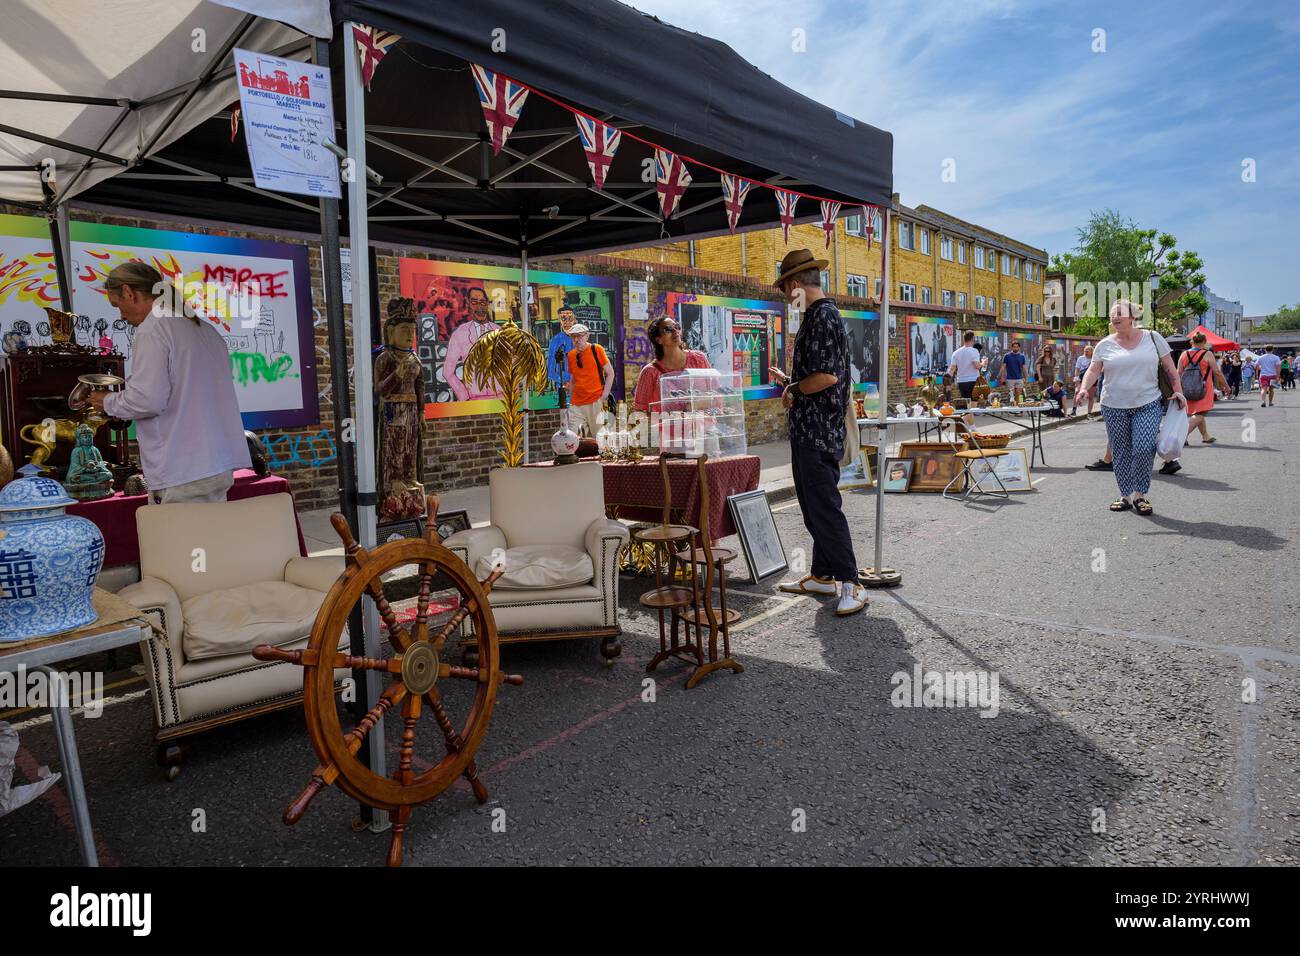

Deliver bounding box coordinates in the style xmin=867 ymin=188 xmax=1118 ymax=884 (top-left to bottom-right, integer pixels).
xmin=317 ymin=36 xmax=372 ymax=827
xmin=863 ymin=206 xmax=901 ymax=587
xmin=46 ymin=205 xmax=73 ymax=312
xmin=343 ymin=21 xmax=388 ymax=793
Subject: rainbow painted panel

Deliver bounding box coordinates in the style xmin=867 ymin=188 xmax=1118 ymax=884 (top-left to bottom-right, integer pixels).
xmin=905 ymin=314 xmax=955 ymax=386
xmin=398 ymin=258 xmax=622 ymax=419
xmin=659 ymin=291 xmax=786 ymax=400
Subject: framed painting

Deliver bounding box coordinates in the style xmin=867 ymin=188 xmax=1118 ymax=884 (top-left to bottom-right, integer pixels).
xmin=968 ymin=446 xmax=1033 ymax=492
xmin=726 ymin=490 xmax=789 ymax=584
xmin=883 ymin=457 xmax=914 ymax=493
xmin=898 ymin=441 xmax=965 ymax=493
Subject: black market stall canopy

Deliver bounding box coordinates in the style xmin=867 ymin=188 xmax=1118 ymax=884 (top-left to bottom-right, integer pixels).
xmin=74 ymin=0 xmax=893 ymax=257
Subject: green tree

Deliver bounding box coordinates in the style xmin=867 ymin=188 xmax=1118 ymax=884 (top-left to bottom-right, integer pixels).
xmin=1258 ymin=304 xmax=1300 ymax=331
xmin=1052 ymin=210 xmax=1208 ymax=336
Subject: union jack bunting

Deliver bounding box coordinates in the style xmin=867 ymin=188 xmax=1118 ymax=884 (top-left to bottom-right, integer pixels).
xmin=820 ymin=201 xmax=842 ymax=248
xmin=862 ymin=206 xmax=876 ymax=250
xmin=720 ymin=174 xmax=751 ymax=233
xmin=654 ymin=148 xmax=692 ymax=220
xmin=775 ymin=189 xmax=799 ymax=242
xmin=353 ymin=24 xmax=400 ymax=90
xmin=575 ymin=115 xmax=622 ymax=191
xmin=470 ymin=64 xmax=531 ymax=154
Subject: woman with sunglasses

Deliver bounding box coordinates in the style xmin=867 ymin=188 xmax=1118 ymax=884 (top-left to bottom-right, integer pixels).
xmin=632 ymin=315 xmax=713 ymax=413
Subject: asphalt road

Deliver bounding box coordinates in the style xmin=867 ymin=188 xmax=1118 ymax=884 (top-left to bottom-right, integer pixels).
xmin=2 ymin=395 xmax=1295 ymax=866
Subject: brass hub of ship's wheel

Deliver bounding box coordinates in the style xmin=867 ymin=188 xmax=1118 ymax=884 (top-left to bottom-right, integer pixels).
xmin=399 ymin=642 xmax=439 ymax=695
xmin=252 ymin=494 xmax=522 ymax=867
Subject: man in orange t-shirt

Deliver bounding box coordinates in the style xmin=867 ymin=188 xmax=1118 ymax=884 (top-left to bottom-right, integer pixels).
xmin=564 ymin=324 xmax=614 ymax=437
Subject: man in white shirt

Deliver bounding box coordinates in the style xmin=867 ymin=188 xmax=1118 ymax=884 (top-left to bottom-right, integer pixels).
xmin=947 ymin=329 xmax=985 ymax=428
xmin=1255 ymin=345 xmax=1282 ymax=407
xmin=88 ymin=262 xmax=250 ymax=503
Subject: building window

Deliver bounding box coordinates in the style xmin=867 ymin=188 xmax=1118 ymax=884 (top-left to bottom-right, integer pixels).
xmin=847 ymin=274 xmax=869 ymax=298
xmin=975 ymin=295 xmax=984 ymax=310
xmin=899 ymin=221 xmax=915 ymax=251
xmin=1001 ymin=254 xmax=1012 ymax=276
xmin=820 ymin=269 xmax=831 ymax=291
xmin=1015 ymin=302 xmax=1021 ymax=321
xmin=1013 ymin=258 xmax=1020 ymax=278
xmin=988 ymin=248 xmax=997 ymax=271
xmin=900 ymin=283 xmax=916 ymax=302
xmin=957 ymin=292 xmax=967 ymax=309
xmin=845 ymin=213 xmax=863 ymax=236
xmin=1003 ymin=299 xmax=1012 ymax=321
xmin=957 ymin=241 xmax=966 ymax=264
xmin=1025 ymin=303 xmax=1034 ymax=323
xmin=921 ymin=286 xmax=933 ymax=304
xmin=919 ymin=228 xmax=931 ymax=255
xmin=872 ymin=215 xmax=883 ymax=244
xmin=974 ymin=246 xmax=985 ymax=269
xmin=940 ymin=237 xmax=953 ymax=261
xmin=875 ymin=277 xmax=883 ymax=298
xmin=942 ymin=289 xmax=955 ymax=306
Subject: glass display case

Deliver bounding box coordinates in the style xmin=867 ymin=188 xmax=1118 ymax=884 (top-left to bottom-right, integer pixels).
xmin=650 ymin=368 xmax=747 ymax=457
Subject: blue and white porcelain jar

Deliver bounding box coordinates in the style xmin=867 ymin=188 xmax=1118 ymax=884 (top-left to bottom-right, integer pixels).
xmin=0 ymin=466 xmax=104 ymax=641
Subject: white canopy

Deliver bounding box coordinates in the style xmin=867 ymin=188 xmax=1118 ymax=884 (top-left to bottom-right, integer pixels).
xmin=0 ymin=0 xmax=330 ymax=206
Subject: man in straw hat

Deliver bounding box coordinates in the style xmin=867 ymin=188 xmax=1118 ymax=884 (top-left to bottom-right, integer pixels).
xmin=768 ymin=249 xmax=868 ymax=616
xmin=88 ymin=261 xmax=249 ymax=503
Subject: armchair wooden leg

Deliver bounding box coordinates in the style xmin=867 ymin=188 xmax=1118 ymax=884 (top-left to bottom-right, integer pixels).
xmin=156 ymin=741 xmax=186 ymax=782
xmin=599 ymin=633 xmax=622 ymax=665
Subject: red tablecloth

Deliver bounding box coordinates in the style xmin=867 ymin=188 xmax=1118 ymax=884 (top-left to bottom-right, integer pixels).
xmin=66 ymin=469 xmax=307 ymax=567
xmin=528 ymin=455 xmax=761 ymax=541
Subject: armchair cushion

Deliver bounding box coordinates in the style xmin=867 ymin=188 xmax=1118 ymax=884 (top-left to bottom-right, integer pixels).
xmin=181 ymin=581 xmax=326 ymax=661
xmin=476 ymin=544 xmax=593 ymax=590
xmin=284 ymin=554 xmax=345 ymax=594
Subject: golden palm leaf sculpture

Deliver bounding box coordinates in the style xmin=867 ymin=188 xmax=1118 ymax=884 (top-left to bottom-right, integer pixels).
xmin=464 ymin=318 xmax=549 ymax=467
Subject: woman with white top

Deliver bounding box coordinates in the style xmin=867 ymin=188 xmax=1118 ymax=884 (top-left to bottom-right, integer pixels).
xmin=1076 ymin=301 xmax=1186 ymax=516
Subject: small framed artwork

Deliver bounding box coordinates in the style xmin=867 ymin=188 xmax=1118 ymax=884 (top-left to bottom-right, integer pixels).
xmin=727 ymin=490 xmax=789 ymax=584
xmin=377 ymin=517 xmax=425 ymax=544
xmin=434 ymin=509 xmax=471 ymax=542
xmin=968 ymin=446 xmax=1033 ymax=492
xmin=837 ymin=443 xmax=878 ymax=490
xmin=883 ymin=457 xmax=914 ymax=493
xmin=898 ymin=440 xmax=964 ymax=493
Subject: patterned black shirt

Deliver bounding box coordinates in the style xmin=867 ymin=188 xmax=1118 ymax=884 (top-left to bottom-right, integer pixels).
xmin=789 ymin=297 xmax=850 ymax=458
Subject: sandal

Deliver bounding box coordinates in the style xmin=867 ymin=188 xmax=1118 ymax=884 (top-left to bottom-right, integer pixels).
xmin=1132 ymin=497 xmax=1154 ymax=516
xmin=1109 ymin=498 xmax=1131 ymax=512
xmin=1203 ymin=436 xmax=1217 ymax=443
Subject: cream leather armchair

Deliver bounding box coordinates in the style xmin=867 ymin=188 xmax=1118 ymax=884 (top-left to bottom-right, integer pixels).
xmin=444 ymin=462 xmax=629 ymax=664
xmin=118 ymin=493 xmax=346 ymax=778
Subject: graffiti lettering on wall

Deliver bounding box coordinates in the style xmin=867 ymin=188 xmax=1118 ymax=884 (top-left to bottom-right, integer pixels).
xmin=264 ymin=428 xmax=337 ymax=469
xmin=231 ymin=351 xmax=299 ymax=386
xmin=624 ymin=323 xmax=656 ymax=365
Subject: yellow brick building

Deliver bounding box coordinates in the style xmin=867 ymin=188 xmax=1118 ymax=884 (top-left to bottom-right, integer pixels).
xmin=616 ymin=195 xmax=1050 ymax=328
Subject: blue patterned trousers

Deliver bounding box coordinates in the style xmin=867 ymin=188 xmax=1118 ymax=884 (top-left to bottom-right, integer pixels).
xmin=1100 ymin=399 xmax=1163 ymax=497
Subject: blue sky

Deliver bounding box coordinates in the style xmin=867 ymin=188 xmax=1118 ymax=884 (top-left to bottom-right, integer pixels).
xmin=629 ymin=0 xmax=1300 ymax=315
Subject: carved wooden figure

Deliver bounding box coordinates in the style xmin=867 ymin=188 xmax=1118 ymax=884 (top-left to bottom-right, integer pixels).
xmin=253 ymin=493 xmax=522 ymax=866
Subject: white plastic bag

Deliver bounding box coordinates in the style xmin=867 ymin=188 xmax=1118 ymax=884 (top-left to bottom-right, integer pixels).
xmin=1156 ymin=404 xmax=1188 ymax=461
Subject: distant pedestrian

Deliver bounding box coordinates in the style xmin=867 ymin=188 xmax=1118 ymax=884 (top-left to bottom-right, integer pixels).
xmin=1072 ymin=346 xmax=1094 ymax=415
xmin=1178 ymin=331 xmax=1228 ymax=444
xmin=1076 ymin=300 xmax=1187 ymax=516
xmin=1255 ymin=345 xmax=1282 ymax=407
xmin=1035 ymin=345 xmax=1058 ymax=397
xmin=1279 ymin=352 xmax=1294 ymax=390
xmin=1224 ymin=352 xmax=1242 ymax=398
xmin=1001 ymin=339 xmax=1028 ymax=403
xmin=1242 ymin=356 xmax=1256 ymax=392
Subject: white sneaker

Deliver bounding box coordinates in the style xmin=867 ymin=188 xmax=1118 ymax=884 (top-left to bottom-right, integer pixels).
xmin=778 ymin=574 xmax=838 ymax=596
xmin=835 ymin=583 xmax=869 ymax=616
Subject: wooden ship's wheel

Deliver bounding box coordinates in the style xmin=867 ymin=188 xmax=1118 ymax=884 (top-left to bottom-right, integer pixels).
xmin=252 ymin=496 xmax=521 ymax=866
